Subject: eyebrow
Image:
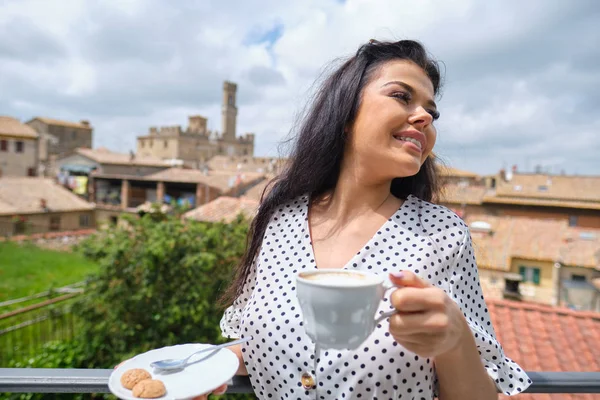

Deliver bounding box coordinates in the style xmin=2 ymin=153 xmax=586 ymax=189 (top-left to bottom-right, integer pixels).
xmin=382 ymin=80 xmax=437 ymax=110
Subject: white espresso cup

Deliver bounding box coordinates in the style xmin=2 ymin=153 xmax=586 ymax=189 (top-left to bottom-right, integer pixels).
xmin=296 ymin=269 xmax=399 ymax=350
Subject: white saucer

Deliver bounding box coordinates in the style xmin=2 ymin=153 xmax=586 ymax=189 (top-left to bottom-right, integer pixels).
xmin=108 ymin=343 xmax=239 ymax=400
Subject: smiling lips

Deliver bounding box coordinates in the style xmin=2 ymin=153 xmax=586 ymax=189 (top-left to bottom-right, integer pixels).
xmin=392 ymin=130 xmax=426 ymax=152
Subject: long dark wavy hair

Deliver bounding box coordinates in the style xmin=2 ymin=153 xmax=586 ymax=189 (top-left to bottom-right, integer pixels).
xmin=221 ymin=39 xmax=444 ymax=306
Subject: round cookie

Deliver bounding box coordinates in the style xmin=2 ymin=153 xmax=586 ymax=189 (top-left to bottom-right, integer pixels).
xmin=120 ymin=369 xmax=152 ymax=390
xmin=132 ymin=379 xmax=167 ymax=399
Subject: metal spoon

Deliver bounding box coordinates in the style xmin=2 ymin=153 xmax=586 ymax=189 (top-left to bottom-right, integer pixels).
xmin=150 ymin=336 xmax=251 ymax=371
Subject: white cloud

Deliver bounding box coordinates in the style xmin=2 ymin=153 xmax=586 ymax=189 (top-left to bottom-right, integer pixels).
xmin=0 ymin=0 xmax=598 ymax=175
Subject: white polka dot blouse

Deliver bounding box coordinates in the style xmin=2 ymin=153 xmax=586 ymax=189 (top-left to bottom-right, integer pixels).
xmin=221 ymin=195 xmax=532 ymax=399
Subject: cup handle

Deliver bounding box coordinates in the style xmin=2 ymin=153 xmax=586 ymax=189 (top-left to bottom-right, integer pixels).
xmin=374 ymin=279 xmax=401 ymax=325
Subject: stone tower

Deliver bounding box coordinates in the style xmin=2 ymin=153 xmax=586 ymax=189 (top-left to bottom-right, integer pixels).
xmin=221 ymin=81 xmax=237 ymax=141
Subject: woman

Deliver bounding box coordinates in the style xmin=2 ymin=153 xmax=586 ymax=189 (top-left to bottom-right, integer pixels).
xmin=202 ymin=39 xmax=530 ymax=399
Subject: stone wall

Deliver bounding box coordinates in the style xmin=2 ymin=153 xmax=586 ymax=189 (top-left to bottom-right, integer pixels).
xmin=0 ymin=137 xmax=38 ymax=177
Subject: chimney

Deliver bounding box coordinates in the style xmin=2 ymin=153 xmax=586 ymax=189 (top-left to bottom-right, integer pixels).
xmin=499 ymin=169 xmax=507 ymax=182
xmin=129 ymin=150 xmax=135 ymax=162
xmin=80 ymin=120 xmax=90 ymax=127
xmin=503 ymin=273 xmax=523 ymax=301
xmin=40 ymin=198 xmax=49 ymax=212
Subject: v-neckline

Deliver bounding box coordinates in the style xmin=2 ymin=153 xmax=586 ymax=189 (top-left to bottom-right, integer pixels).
xmin=304 ymin=194 xmax=412 ymax=271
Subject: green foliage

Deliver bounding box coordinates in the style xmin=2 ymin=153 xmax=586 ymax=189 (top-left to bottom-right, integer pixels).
xmin=6 ymin=211 xmax=256 ymax=399
xmin=0 ymin=242 xmax=98 ymax=305
xmin=1 ymin=341 xmax=90 ymax=400
xmin=74 ymin=213 xmax=249 ymax=368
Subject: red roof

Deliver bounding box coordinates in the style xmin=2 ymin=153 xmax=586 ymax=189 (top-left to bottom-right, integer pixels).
xmin=488 ymin=298 xmax=600 ymax=400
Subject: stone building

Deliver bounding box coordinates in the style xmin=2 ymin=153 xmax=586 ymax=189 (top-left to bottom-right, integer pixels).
xmin=136 ymin=81 xmax=255 ymax=167
xmin=0 ymin=116 xmax=39 ymax=177
xmin=0 ymin=177 xmax=95 ymax=236
xmin=26 ymin=117 xmax=93 ymax=176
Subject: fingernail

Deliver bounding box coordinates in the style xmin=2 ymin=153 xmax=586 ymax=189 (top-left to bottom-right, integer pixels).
xmin=390 ymin=271 xmax=404 ymax=279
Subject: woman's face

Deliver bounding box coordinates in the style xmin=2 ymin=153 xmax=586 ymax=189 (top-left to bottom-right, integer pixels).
xmin=346 ymin=60 xmax=438 ymax=182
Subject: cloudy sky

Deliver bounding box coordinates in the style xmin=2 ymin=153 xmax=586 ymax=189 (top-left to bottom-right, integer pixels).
xmin=1 ymin=0 xmax=598 ymax=175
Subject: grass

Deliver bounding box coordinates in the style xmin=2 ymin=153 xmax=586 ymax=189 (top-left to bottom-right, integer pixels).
xmin=0 ymin=241 xmax=99 ymax=303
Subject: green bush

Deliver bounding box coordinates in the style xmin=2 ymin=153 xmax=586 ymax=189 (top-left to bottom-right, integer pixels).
xmin=5 ymin=211 xmax=255 ymax=399
xmin=74 ymin=213 xmax=249 ymax=368
xmin=2 ymin=341 xmax=89 ymax=400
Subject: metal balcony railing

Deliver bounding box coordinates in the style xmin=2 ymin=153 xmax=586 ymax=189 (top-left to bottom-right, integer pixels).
xmin=1 ymin=369 xmax=600 ymax=394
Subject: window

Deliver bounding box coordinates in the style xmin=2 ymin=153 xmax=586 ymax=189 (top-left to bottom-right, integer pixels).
xmin=140 ymin=140 xmax=144 ymax=148
xmin=569 ymin=215 xmax=578 ymax=227
xmin=164 ymin=140 xmax=168 ymax=148
xmin=15 ymin=141 xmax=24 ymax=153
xmin=571 ymin=274 xmax=586 ymax=282
xmin=71 ymin=131 xmax=77 ymax=140
xmin=79 ymin=214 xmax=90 ymax=227
xmin=110 ymin=216 xmax=118 ymax=225
xmin=49 ymin=216 xmax=61 ymax=231
xmin=27 ymin=168 xmax=35 ymax=176
xmin=14 ymin=220 xmax=26 ymax=235
xmin=0 ymin=140 xmax=7 ymax=151
xmin=519 ymin=266 xmax=541 ymax=285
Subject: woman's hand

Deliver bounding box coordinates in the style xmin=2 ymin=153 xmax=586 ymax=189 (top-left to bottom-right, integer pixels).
xmin=191 ymin=384 xmax=228 ymax=399
xmin=387 ymin=271 xmax=469 ymax=358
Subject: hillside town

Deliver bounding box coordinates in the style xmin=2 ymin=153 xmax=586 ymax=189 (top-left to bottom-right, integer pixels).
xmin=2 ymin=80 xmax=600 ymax=398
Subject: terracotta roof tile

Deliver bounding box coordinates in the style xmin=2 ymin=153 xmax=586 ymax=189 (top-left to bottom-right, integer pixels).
xmin=490 ymin=298 xmax=600 ymax=400
xmin=145 ymin=168 xmax=265 ymax=192
xmin=243 ymin=178 xmax=275 ymax=202
xmin=482 ymin=195 xmax=600 ymax=211
xmin=0 ymin=177 xmax=94 ymax=215
xmin=494 ymin=173 xmax=600 ymax=204
xmin=464 ymin=215 xmax=600 ymax=270
xmin=29 ymin=117 xmax=92 ymax=130
xmin=0 ymin=116 xmax=38 ymax=139
xmin=183 ymin=196 xmax=259 ymax=223
xmin=76 ymin=148 xmax=169 ymax=167
xmin=207 ymin=155 xmax=287 ymax=174
xmin=439 ymin=183 xmax=488 ymax=205
xmin=437 ymin=165 xmax=480 ymax=178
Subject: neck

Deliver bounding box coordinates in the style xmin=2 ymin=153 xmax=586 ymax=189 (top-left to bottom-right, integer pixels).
xmin=317 ymin=155 xmax=394 ymax=223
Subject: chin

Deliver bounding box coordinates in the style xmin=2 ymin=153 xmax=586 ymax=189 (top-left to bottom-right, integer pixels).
xmin=391 ymin=157 xmax=422 ymax=177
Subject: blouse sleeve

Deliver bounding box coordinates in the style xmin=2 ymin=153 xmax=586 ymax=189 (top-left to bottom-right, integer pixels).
xmin=219 ymin=258 xmax=257 ymax=339
xmin=444 ymin=228 xmax=532 ymax=396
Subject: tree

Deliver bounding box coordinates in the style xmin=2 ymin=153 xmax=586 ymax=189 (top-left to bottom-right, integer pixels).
xmin=75 ymin=214 xmax=255 ymax=400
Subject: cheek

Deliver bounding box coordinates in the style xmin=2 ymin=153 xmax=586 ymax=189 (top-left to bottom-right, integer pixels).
xmin=421 ymin=128 xmax=437 ymax=161
xmin=425 ymin=127 xmax=437 ymax=153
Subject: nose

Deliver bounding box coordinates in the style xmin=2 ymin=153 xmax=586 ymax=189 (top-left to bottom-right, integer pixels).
xmin=408 ymin=106 xmax=433 ymax=129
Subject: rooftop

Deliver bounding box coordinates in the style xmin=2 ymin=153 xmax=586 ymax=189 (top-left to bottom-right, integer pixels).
xmin=488 ymin=298 xmax=600 ymax=388
xmin=437 ymin=165 xmax=480 ymax=178
xmin=207 ymin=155 xmax=286 ymax=174
xmin=145 ymin=168 xmax=265 ymax=192
xmin=0 ymin=178 xmax=94 ymax=215
xmin=0 ymin=117 xmax=38 ymax=139
xmin=439 ymin=183 xmax=488 ymax=205
xmin=75 ymin=147 xmax=170 ymax=168
xmin=28 ymin=117 xmax=92 ymax=130
xmin=464 ymin=215 xmax=600 ymax=270
xmin=439 ymin=172 xmax=600 ymax=211
xmin=242 ymin=177 xmax=274 ymax=202
xmin=495 ymin=173 xmax=600 ymax=204
xmin=183 ymin=196 xmax=259 ymax=223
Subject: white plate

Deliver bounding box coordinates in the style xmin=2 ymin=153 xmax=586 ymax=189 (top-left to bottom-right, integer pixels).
xmin=108 ymin=343 xmax=239 ymax=400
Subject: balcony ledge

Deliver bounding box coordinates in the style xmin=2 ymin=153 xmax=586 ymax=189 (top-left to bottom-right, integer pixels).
xmin=1 ymin=369 xmax=599 ymax=394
